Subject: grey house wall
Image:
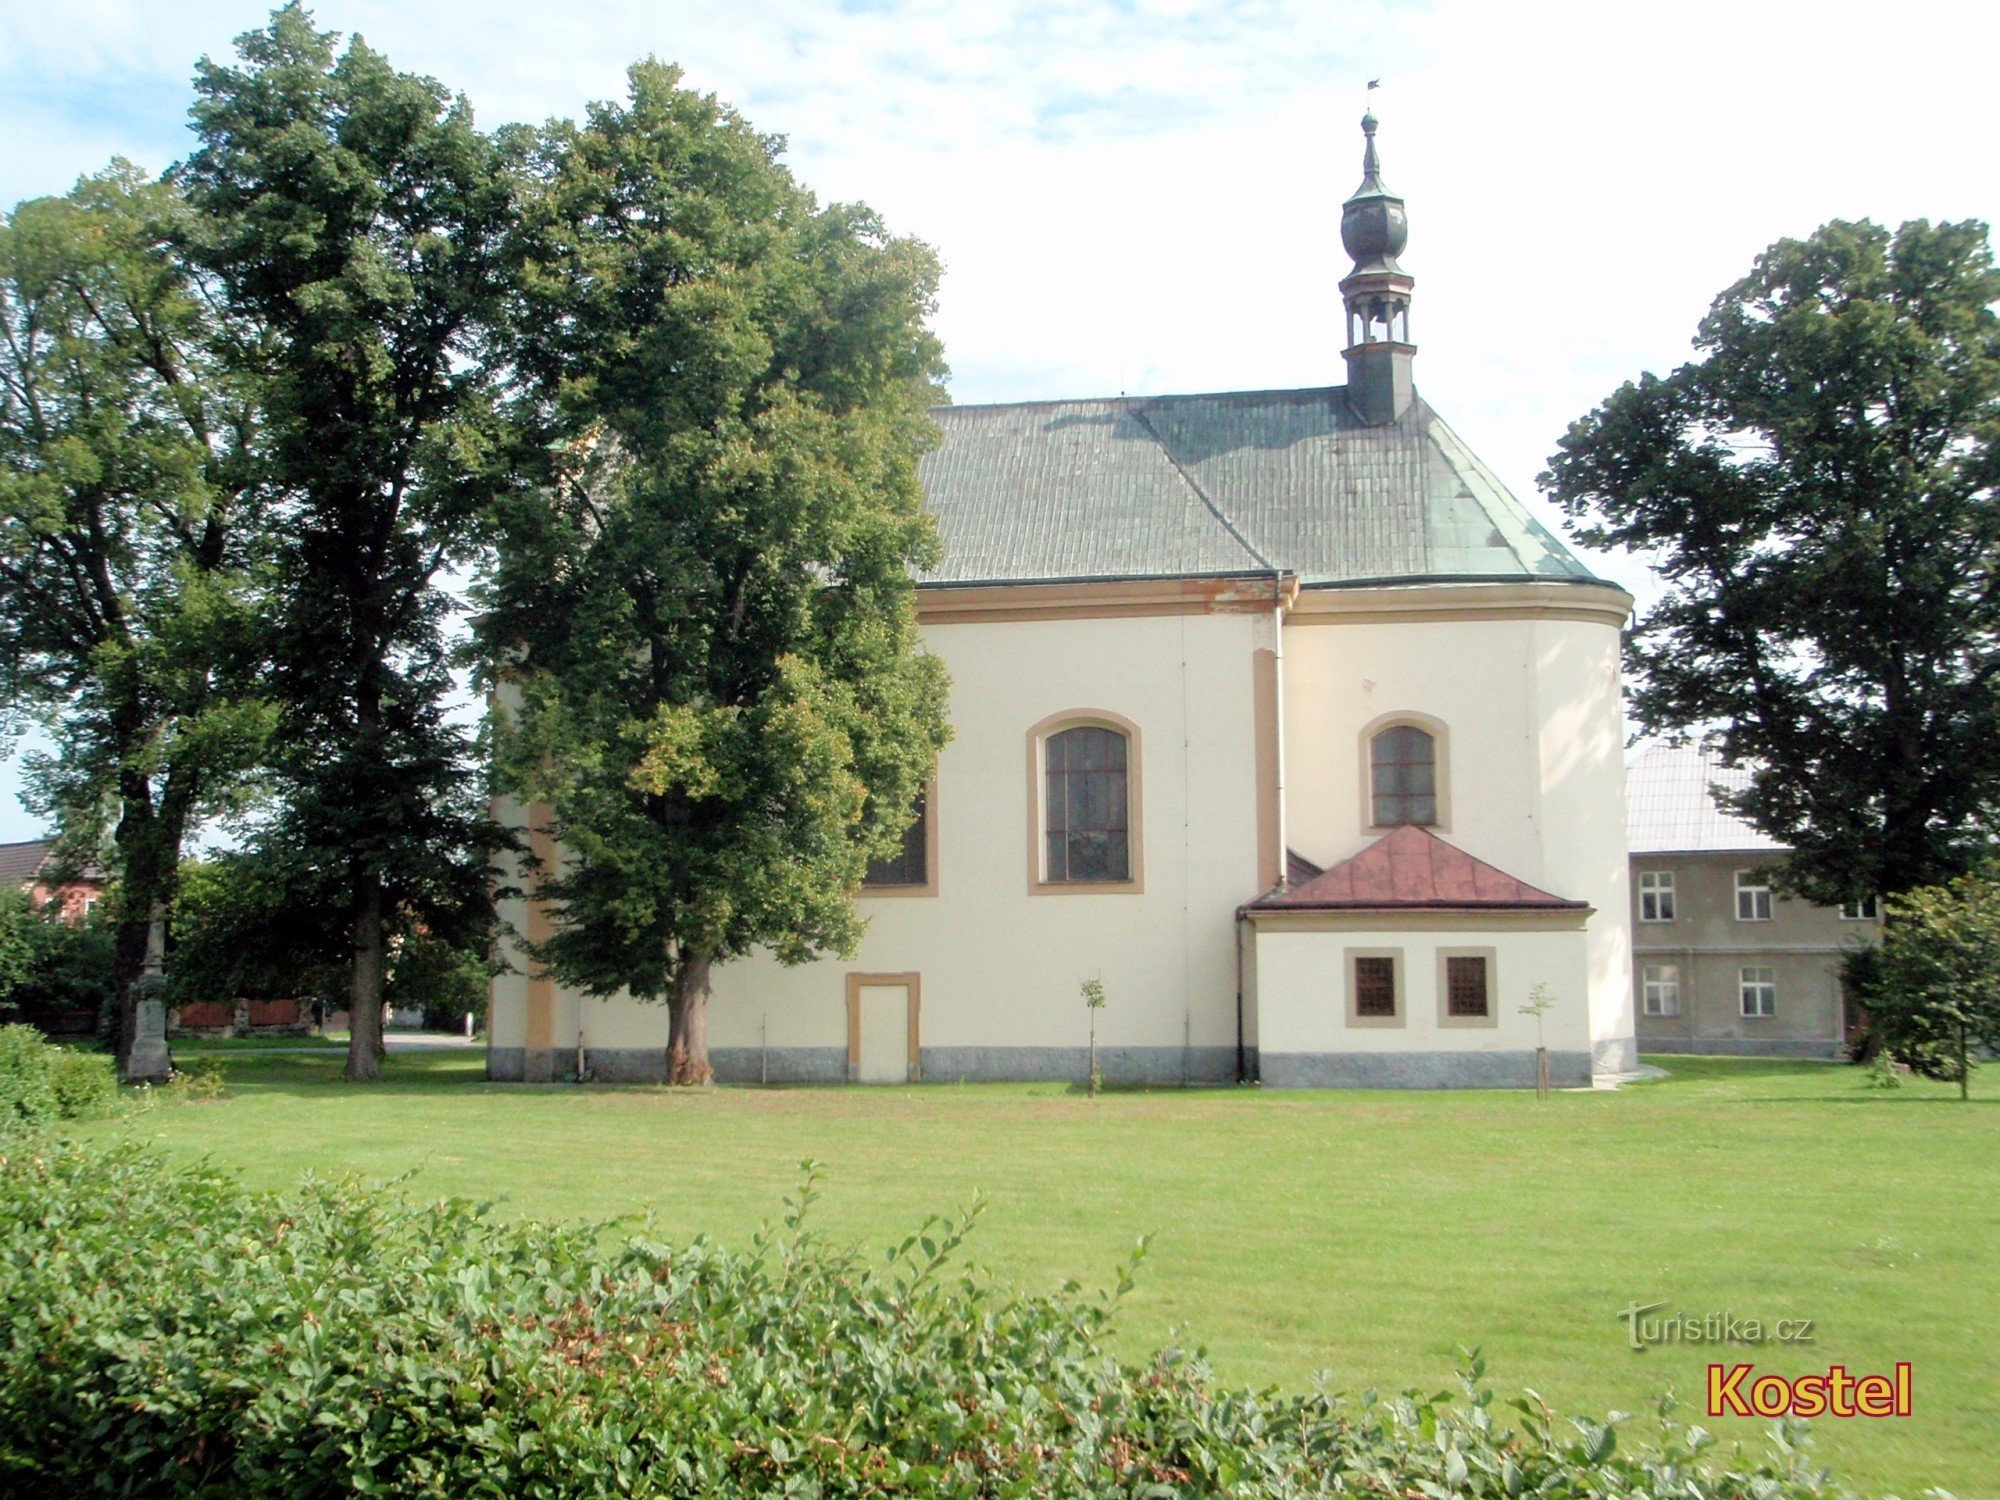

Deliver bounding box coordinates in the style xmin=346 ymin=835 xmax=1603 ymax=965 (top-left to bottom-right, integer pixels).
xmin=1628 ymin=851 xmax=1874 ymax=1059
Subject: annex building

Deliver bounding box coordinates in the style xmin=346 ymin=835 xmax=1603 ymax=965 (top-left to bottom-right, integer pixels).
xmin=1628 ymin=743 xmax=1874 ymax=1059
xmin=490 ymin=115 xmax=1639 ymax=1088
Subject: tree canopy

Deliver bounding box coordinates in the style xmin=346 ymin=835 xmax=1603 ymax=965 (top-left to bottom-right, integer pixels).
xmin=177 ymin=4 xmax=517 ymax=1079
xmin=485 ymin=61 xmax=951 ymax=1083
xmin=1545 ymin=218 xmax=2000 ymax=904
xmin=0 ymin=164 xmax=273 ymax=1073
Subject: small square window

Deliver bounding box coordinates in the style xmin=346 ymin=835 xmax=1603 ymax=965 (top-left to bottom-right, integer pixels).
xmin=1734 ymin=870 xmax=1773 ymax=922
xmin=1638 ymin=870 xmax=1677 ymax=923
xmin=1445 ymin=955 xmax=1489 ymax=1018
xmin=1641 ymin=963 xmax=1680 ymax=1017
xmin=1841 ymin=897 xmax=1879 ymax=921
xmin=1739 ymin=966 xmax=1776 ymax=1018
xmin=1355 ymin=956 xmax=1397 ymax=1017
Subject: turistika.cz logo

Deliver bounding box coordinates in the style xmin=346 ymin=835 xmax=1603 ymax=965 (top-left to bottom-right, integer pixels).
xmin=1708 ymin=1362 xmax=1913 ymax=1419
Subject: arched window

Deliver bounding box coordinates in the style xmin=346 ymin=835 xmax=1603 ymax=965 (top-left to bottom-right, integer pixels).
xmin=1370 ymin=724 xmax=1437 ymax=827
xmin=1045 ymin=724 xmax=1131 ymax=883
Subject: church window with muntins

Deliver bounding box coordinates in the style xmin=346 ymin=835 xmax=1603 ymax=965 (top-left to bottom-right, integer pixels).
xmin=1045 ymin=726 xmax=1130 ymax=882
xmin=1370 ymin=725 xmax=1437 ymax=826
xmin=863 ymin=791 xmax=928 ymax=887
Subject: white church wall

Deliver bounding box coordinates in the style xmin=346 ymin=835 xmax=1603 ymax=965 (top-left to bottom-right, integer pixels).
xmin=1275 ymin=584 xmax=1635 ymax=1076
xmin=490 ymin=605 xmax=1270 ymax=1084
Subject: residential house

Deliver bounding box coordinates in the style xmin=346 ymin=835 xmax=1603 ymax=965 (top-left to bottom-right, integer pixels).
xmin=1627 ymin=744 xmax=1872 ymax=1059
xmin=0 ymin=837 xmax=105 ymax=925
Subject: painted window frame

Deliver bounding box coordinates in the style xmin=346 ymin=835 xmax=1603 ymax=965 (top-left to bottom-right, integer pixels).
xmin=858 ymin=777 xmax=940 ymax=898
xmin=1738 ymin=965 xmax=1777 ymax=1018
xmin=1026 ymin=710 xmax=1144 ymax=895
xmin=1734 ymin=869 xmax=1774 ymax=922
xmin=1345 ymin=946 xmax=1405 ymax=1028
xmin=1435 ymin=946 xmax=1499 ymax=1029
xmin=1358 ymin=711 xmax=1451 ymax=834
xmin=1637 ymin=870 xmax=1677 ymax=923
xmin=1641 ymin=963 xmax=1681 ymax=1017
xmin=1841 ymin=896 xmax=1879 ymax=921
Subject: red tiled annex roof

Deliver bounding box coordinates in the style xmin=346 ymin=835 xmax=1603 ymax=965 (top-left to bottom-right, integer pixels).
xmin=1250 ymin=824 xmax=1586 ymax=911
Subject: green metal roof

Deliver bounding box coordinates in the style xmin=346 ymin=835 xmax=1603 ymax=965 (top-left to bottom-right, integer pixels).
xmin=915 ymin=386 xmax=1604 ymax=589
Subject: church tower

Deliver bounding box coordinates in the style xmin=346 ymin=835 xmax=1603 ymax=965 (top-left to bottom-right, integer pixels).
xmin=1340 ymin=110 xmax=1415 ymax=424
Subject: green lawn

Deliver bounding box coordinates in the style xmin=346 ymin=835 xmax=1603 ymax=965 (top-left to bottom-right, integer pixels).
xmin=167 ymin=1033 xmax=345 ymax=1051
xmin=86 ymin=1054 xmax=1996 ymax=1498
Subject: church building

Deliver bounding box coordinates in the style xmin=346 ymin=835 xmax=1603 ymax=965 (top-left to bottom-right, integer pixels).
xmin=489 ymin=115 xmax=1638 ymax=1088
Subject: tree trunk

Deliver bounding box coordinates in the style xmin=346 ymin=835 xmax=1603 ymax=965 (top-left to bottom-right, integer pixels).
xmin=665 ymin=952 xmax=714 ymax=1086
xmin=1959 ymin=1017 xmax=1970 ymax=1102
xmin=345 ymin=873 xmax=386 ymax=1082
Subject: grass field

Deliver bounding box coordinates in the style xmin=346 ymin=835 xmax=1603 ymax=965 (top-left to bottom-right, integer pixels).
xmin=84 ymin=1053 xmax=1997 ymax=1497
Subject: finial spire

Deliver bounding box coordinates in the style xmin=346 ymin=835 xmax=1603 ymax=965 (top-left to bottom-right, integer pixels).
xmin=1338 ymin=104 xmax=1416 ymax=425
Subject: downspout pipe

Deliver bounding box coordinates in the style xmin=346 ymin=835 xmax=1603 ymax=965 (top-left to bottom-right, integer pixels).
xmin=1234 ymin=914 xmax=1246 ymax=1083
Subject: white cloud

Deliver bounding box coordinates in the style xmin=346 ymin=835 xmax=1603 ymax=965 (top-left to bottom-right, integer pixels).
xmin=4 ymin=0 xmax=1997 ymax=839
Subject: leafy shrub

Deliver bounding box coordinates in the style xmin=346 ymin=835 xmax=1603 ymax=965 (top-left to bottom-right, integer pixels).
xmin=0 ymin=1024 xmax=115 ymax=1127
xmin=0 ymin=1138 xmax=1863 ymax=1498
xmin=166 ymin=1055 xmax=227 ymax=1104
xmin=0 ymin=1024 xmax=58 ymax=1126
xmin=48 ymin=1048 xmax=117 ymax=1120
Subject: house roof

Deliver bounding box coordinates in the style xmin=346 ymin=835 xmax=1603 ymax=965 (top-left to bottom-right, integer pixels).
xmin=0 ymin=837 xmax=106 ymax=887
xmin=1247 ymin=824 xmax=1587 ymax=911
xmin=915 ymin=388 xmax=1605 ymax=590
xmin=0 ymin=839 xmax=55 ymax=886
xmin=1625 ymin=743 xmax=1786 ymax=855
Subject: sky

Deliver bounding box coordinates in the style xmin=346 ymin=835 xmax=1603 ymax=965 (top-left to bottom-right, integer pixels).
xmin=3 ymin=0 xmax=1997 ymax=841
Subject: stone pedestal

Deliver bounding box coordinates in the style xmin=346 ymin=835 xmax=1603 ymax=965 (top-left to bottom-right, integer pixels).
xmin=124 ymin=904 xmax=173 ymax=1084
xmin=126 ymin=990 xmax=173 ymax=1083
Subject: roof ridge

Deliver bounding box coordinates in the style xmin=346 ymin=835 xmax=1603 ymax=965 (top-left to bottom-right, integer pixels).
xmin=931 ymin=384 xmax=1349 ymax=417
xmin=1126 ymin=402 xmax=1275 ymax=574
xmin=1249 ymin=824 xmax=1586 ymax=911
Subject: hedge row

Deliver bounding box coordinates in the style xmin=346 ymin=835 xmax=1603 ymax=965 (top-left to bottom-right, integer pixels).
xmin=0 ymin=1132 xmax=1855 ymax=1497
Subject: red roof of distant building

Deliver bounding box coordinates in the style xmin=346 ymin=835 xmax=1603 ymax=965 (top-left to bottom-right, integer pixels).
xmin=1249 ymin=824 xmax=1586 ymax=912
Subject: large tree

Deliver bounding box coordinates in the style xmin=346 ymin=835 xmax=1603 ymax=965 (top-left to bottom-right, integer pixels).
xmin=177 ymin=5 xmax=516 ymax=1079
xmin=487 ymin=62 xmax=950 ymax=1083
xmin=0 ymin=165 xmax=273 ymax=1074
xmin=1546 ymin=218 xmax=2000 ymax=905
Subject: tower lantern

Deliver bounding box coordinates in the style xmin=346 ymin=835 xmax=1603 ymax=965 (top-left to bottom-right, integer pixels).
xmin=1339 ymin=110 xmax=1415 ymax=424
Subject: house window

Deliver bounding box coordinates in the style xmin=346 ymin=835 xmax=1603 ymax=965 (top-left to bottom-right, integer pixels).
xmin=1734 ymin=870 xmax=1773 ymax=922
xmin=863 ymin=791 xmax=928 ymax=889
xmin=1739 ymin=966 xmax=1776 ymax=1018
xmin=1045 ymin=724 xmax=1131 ymax=883
xmin=1841 ymin=896 xmax=1879 ymax=921
xmin=1445 ymin=955 xmax=1488 ymax=1018
xmin=1641 ymin=964 xmax=1681 ymax=1017
xmin=1369 ymin=724 xmax=1437 ymax=827
xmin=1637 ymin=870 xmax=1676 ymax=922
xmin=1353 ymin=955 xmax=1398 ymax=1018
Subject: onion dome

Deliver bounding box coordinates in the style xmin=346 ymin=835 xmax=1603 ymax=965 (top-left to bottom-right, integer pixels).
xmin=1340 ymin=112 xmax=1408 ymax=277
